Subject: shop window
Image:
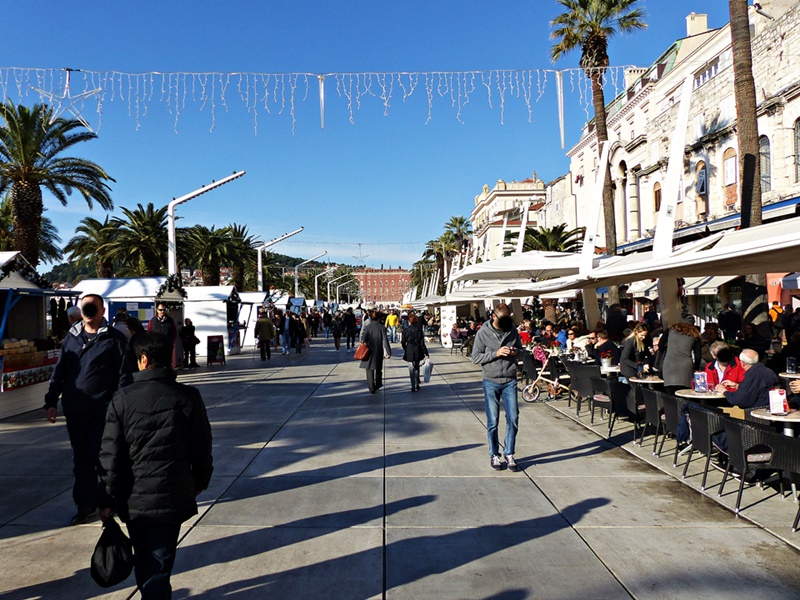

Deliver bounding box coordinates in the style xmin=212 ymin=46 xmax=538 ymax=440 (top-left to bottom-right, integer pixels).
xmin=696 ymin=161 xmax=707 ymax=196
xmin=759 ymin=135 xmax=771 ymax=192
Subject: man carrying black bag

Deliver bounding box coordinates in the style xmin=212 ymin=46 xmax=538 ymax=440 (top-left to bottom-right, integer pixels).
xmin=98 ymin=331 xmax=213 ymax=598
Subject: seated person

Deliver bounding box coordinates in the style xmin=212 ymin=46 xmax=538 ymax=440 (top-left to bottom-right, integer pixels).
xmin=700 ymin=326 xmax=720 ymax=365
xmin=555 ymin=325 xmax=568 ymax=351
xmin=587 ymin=330 xmax=620 ymax=365
xmin=715 ymin=349 xmax=780 ymax=408
xmin=646 ymin=334 xmax=661 ymax=374
xmin=449 ymin=323 xmax=462 ymax=343
xmin=704 ymin=342 xmax=746 ymax=391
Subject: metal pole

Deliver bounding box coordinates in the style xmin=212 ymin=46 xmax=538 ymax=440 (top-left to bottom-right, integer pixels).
xmin=328 ymin=273 xmax=349 ymax=302
xmin=168 ymin=170 xmax=245 ymax=276
xmin=315 ymin=266 xmax=336 ymax=303
xmin=294 ymin=252 xmax=327 ymax=298
xmin=256 ymin=227 xmax=304 ymax=291
xmin=336 ymin=279 xmax=355 ymax=306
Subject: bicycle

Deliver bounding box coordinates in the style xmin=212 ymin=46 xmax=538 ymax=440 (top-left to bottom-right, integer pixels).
xmin=521 ymin=346 xmax=579 ymax=403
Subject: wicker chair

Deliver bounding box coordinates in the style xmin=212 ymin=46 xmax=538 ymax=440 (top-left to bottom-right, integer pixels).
xmin=639 ymin=387 xmax=665 ymax=454
xmin=683 ymin=403 xmax=726 ymax=491
xmin=623 ymin=382 xmax=647 ymax=445
xmin=570 ymin=362 xmax=601 ymax=416
xmin=718 ymin=416 xmax=795 ymax=515
xmin=589 ymin=376 xmax=631 ymax=439
xmin=657 ymin=392 xmax=688 ymax=466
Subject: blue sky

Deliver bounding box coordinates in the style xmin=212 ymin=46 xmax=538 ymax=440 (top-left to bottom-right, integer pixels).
xmin=3 ymin=1 xmax=732 ymax=271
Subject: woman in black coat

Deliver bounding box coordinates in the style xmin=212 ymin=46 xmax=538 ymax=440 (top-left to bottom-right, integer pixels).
xmin=359 ymin=309 xmax=391 ymax=393
xmin=179 ymin=318 xmax=199 ymax=368
xmin=619 ymin=324 xmax=651 ymax=379
xmin=402 ymin=313 xmax=429 ymax=392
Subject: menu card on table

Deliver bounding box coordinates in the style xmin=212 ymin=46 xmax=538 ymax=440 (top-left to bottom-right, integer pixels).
xmin=769 ymin=388 xmax=790 ymax=415
xmin=693 ymin=372 xmax=708 ymax=393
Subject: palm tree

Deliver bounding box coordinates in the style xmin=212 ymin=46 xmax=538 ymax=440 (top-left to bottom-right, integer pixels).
xmin=445 ymin=215 xmax=472 ymax=252
xmin=515 ymin=224 xmax=586 ymax=253
xmin=226 ymin=223 xmax=259 ymax=291
xmin=0 ymin=195 xmax=62 ymax=264
xmin=106 ymin=203 xmax=168 ymax=276
xmin=0 ymin=101 xmax=113 ymax=266
xmin=523 ymin=224 xmax=587 ymax=321
xmin=729 ymin=0 xmax=767 ymax=331
xmin=550 ymin=0 xmax=646 ymax=304
xmin=182 ymin=224 xmax=231 ymax=286
xmin=64 ymin=216 xmax=115 ymax=278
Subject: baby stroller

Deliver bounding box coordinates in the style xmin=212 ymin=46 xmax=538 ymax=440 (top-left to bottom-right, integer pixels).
xmin=521 ymin=343 xmax=576 ymax=403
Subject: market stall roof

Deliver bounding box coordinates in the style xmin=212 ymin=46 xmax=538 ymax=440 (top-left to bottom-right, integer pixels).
xmin=185 ymin=286 xmax=240 ymax=303
xmin=238 ymin=291 xmax=270 ymax=305
xmin=0 ymin=251 xmax=52 ymax=291
xmin=525 ymin=217 xmax=800 ymax=295
xmin=683 ymin=275 xmax=738 ymax=296
xmin=451 ymin=250 xmax=612 ymax=283
xmin=783 ymin=273 xmax=800 ymax=290
xmin=72 ymin=277 xmax=167 ymax=301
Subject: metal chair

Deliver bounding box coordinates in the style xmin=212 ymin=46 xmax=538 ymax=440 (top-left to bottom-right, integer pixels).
xmin=639 ymin=387 xmax=664 ymax=454
xmin=683 ymin=403 xmax=726 ymax=492
xmin=718 ymin=416 xmax=791 ymax=514
xmin=657 ymin=392 xmax=688 ymax=466
xmin=449 ymin=337 xmax=464 ymax=355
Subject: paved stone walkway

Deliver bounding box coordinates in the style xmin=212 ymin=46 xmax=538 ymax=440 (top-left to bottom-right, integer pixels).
xmin=2 ymin=338 xmax=800 ymax=599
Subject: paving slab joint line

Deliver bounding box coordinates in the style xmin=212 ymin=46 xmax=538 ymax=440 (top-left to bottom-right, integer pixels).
xmin=544 ymin=400 xmax=800 ymax=553
xmin=433 ymin=356 xmax=636 ymax=599
xmin=174 ymin=358 xmax=342 ymax=550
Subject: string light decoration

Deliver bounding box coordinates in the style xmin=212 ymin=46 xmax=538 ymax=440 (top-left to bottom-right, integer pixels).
xmin=0 ymin=66 xmax=632 ymax=135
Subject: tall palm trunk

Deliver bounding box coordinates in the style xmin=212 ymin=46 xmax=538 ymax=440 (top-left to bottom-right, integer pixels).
xmin=203 ymin=259 xmax=220 ymax=286
xmin=730 ymin=0 xmax=767 ymax=331
xmin=10 ymin=183 xmax=42 ymax=267
xmin=232 ymin=264 xmax=245 ymax=292
xmin=590 ymin=72 xmax=620 ymax=306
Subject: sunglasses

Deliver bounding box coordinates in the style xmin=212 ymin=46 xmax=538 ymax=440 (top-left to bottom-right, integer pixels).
xmin=157 ymin=308 xmax=166 ymax=312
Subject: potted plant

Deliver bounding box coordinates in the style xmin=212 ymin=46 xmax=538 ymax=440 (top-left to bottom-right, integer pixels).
xmin=600 ymin=350 xmax=613 ymax=368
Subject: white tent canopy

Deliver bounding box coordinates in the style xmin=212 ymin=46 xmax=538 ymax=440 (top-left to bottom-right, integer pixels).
xmin=523 ymin=220 xmax=800 ymax=295
xmin=74 ymin=277 xmax=167 ymax=302
xmin=451 ymin=250 xmax=607 ymax=283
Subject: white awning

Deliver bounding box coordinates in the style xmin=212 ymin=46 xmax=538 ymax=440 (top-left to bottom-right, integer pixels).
xmin=184 ymin=286 xmax=238 ymax=303
xmin=683 ymin=275 xmax=737 ymax=296
xmin=74 ymin=277 xmax=167 ymax=301
xmin=451 ymin=250 xmax=609 ymax=283
xmin=627 ymin=280 xmax=659 ymax=299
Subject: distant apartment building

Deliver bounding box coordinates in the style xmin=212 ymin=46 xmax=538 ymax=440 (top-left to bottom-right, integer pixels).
xmin=353 ymin=268 xmax=411 ymax=305
xmin=469 ymin=175 xmax=546 ymax=262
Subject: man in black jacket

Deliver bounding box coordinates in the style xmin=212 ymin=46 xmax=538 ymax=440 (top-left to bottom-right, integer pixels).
xmin=99 ymin=331 xmax=213 ymax=599
xmin=44 ymin=293 xmax=134 ymax=525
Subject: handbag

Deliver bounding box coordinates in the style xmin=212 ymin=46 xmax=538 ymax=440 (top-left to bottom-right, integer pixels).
xmin=192 ymin=335 xmax=201 ymax=346
xmin=90 ymin=517 xmax=134 ymax=588
xmin=354 ymin=343 xmax=371 ymax=361
xmin=422 ymin=356 xmax=433 ymax=383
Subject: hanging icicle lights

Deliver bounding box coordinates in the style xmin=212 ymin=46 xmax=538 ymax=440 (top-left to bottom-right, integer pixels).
xmin=0 ymin=66 xmax=632 ymax=134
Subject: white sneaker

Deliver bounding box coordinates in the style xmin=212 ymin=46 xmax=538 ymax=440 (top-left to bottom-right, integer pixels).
xmin=505 ymin=455 xmax=519 ymax=472
xmin=490 ymin=455 xmax=504 ymax=471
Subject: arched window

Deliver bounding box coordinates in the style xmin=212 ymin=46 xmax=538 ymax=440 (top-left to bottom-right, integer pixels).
xmin=653 ymin=182 xmax=662 ymax=213
xmin=696 ymin=161 xmax=707 ymax=195
xmin=723 ymin=147 xmax=737 ymax=186
xmin=759 ymin=135 xmax=771 ymax=192
xmin=795 ymin=119 xmax=800 ymax=183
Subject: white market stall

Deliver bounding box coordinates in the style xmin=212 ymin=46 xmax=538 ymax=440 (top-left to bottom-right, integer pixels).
xmin=0 ymin=252 xmax=81 ymax=418
xmin=75 ymin=277 xmax=168 ymax=324
xmin=238 ymin=291 xmax=270 ymax=348
xmin=182 ymin=286 xmax=242 ymax=358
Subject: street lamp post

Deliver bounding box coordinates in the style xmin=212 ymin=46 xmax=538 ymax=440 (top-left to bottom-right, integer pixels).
xmin=257 ymin=227 xmax=304 ymax=291
xmin=294 ymin=252 xmax=327 ymax=298
xmin=314 ymin=266 xmax=336 ymax=303
xmin=168 ymin=170 xmax=246 ymax=276
xmin=336 ymin=279 xmax=355 ymax=306
xmin=327 ymin=273 xmax=349 ymax=302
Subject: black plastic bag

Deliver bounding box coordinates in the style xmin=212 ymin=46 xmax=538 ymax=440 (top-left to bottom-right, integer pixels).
xmin=90 ymin=517 xmax=134 ymax=588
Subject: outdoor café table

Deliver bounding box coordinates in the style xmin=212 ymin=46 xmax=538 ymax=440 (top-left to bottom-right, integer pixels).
xmin=600 ymin=365 xmax=620 ymax=376
xmin=751 ymin=408 xmax=800 ymax=438
xmin=779 ymin=372 xmax=800 ymax=380
xmin=628 ymin=376 xmax=664 ymax=388
xmin=674 ymin=388 xmax=727 ymax=407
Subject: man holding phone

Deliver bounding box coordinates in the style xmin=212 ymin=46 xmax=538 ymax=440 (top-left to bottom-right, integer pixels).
xmin=43 ymin=294 xmax=134 ymax=525
xmin=471 ymin=303 xmax=524 ymax=472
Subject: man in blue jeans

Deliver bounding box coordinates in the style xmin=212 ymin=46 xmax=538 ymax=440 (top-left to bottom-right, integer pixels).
xmin=471 ymin=303 xmax=523 ymax=472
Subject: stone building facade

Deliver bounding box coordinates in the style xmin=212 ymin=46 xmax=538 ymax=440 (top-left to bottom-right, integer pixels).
xmin=469 ymin=175 xmax=546 ymax=261
xmin=535 ymin=1 xmax=800 ymax=251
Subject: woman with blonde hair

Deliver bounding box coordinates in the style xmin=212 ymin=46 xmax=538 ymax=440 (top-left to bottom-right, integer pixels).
xmin=658 ymin=318 xmax=702 ymax=395
xmin=619 ymin=324 xmax=651 ymax=380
